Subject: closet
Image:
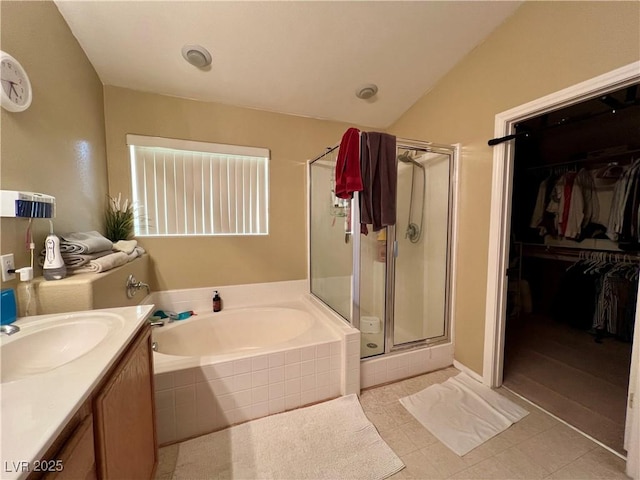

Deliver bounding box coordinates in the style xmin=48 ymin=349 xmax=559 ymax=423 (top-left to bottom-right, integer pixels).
xmin=504 ymin=83 xmax=640 ymax=455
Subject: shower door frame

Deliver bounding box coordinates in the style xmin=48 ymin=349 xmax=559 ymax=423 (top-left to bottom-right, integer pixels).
xmin=384 ymin=139 xmax=459 ymax=355
xmin=307 ymin=144 xmax=361 ymax=328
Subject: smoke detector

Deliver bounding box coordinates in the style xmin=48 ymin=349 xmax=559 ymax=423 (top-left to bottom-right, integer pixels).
xmin=181 ymin=45 xmax=212 ymax=68
xmin=356 ymin=84 xmax=378 ymax=100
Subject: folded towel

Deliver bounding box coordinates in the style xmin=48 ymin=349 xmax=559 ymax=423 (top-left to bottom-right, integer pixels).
xmin=126 ymin=246 xmax=145 ymax=262
xmin=69 ymin=251 xmax=129 ymax=274
xmin=113 ymin=239 xmax=138 ymax=254
xmin=39 ymin=249 xmax=113 ymax=268
xmin=60 ymin=231 xmax=113 ymax=254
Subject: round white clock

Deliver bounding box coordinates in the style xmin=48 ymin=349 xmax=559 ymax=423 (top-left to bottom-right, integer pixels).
xmin=1 ymin=50 xmax=32 ymax=112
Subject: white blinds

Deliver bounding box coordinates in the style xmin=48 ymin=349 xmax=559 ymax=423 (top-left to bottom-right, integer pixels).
xmin=128 ymin=138 xmax=269 ymax=236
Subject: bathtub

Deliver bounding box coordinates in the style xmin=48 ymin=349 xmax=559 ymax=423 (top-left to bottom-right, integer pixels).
xmin=149 ymin=284 xmax=360 ymax=445
xmin=153 ymin=306 xmax=337 ymax=360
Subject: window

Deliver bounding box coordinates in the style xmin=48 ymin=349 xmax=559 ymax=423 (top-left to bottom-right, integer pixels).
xmin=127 ymin=135 xmax=269 ymax=236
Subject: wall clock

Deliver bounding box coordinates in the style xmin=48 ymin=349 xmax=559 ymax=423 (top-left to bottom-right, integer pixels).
xmin=1 ymin=50 xmax=32 ymax=112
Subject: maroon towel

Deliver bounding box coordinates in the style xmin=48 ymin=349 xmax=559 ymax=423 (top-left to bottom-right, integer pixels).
xmin=360 ymin=132 xmax=397 ymax=233
xmin=335 ymin=128 xmax=363 ymax=199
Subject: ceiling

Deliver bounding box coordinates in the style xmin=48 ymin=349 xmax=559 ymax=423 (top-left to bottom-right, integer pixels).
xmin=54 ymin=1 xmax=522 ymax=129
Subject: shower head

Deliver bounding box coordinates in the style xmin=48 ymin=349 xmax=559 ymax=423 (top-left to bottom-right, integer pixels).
xmin=397 ymin=151 xmax=425 ymax=169
xmin=397 ymin=151 xmax=414 ymax=163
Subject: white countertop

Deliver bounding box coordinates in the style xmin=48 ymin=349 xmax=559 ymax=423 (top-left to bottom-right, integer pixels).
xmin=0 ymin=304 xmax=154 ymax=479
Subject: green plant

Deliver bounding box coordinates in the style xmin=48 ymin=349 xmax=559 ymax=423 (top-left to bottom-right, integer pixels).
xmin=105 ymin=193 xmax=134 ymax=241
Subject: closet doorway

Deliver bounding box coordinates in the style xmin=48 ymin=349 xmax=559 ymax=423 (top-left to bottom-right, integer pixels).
xmin=483 ymin=62 xmax=640 ymax=463
xmin=503 ymin=82 xmax=639 ymax=455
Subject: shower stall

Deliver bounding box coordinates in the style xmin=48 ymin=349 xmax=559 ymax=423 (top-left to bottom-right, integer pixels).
xmin=308 ymin=137 xmax=456 ymax=360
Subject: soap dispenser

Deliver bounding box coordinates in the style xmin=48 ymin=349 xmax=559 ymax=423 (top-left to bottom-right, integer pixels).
xmin=212 ymin=291 xmax=222 ymax=312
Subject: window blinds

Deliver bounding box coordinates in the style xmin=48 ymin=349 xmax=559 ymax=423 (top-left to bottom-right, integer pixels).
xmin=127 ymin=135 xmax=269 ymax=236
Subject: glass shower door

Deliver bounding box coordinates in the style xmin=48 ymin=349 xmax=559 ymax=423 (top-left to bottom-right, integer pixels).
xmin=309 ymin=149 xmax=353 ymax=322
xmin=390 ymin=147 xmax=453 ymax=349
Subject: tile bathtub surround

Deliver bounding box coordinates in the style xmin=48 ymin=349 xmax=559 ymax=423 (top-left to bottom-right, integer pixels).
xmin=155 ymin=341 xmax=343 ymax=445
xmin=145 ymin=279 xmax=308 ymax=314
xmin=156 ymin=367 xmax=627 ymax=480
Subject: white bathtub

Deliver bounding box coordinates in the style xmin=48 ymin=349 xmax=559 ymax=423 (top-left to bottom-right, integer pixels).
xmin=149 ymin=286 xmax=360 ymax=445
xmin=153 ymin=306 xmax=335 ymax=360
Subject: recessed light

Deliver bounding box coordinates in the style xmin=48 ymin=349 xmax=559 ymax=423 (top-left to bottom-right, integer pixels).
xmin=356 ymin=84 xmax=378 ymax=100
xmin=181 ymin=45 xmax=212 ymax=69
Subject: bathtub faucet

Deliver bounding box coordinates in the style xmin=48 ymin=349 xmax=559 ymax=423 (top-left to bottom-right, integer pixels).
xmin=149 ymin=318 xmax=165 ymax=328
xmin=126 ymin=274 xmax=151 ymax=299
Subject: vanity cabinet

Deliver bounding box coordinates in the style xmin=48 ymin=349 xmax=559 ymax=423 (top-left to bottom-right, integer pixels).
xmin=46 ymin=415 xmax=96 ymax=480
xmin=94 ymin=325 xmax=157 ymax=479
xmin=35 ymin=324 xmax=157 ymax=480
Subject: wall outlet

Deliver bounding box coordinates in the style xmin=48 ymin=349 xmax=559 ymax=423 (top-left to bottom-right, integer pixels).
xmin=1 ymin=254 xmax=16 ymax=282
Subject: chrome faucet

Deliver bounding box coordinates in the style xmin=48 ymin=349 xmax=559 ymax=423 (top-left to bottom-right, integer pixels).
xmin=126 ymin=274 xmax=151 ymax=299
xmin=0 ymin=324 xmax=20 ymax=335
xmin=149 ymin=318 xmax=165 ymax=327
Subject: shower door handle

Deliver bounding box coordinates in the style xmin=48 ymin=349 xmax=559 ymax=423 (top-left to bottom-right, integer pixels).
xmin=393 ymin=240 xmax=398 ymax=258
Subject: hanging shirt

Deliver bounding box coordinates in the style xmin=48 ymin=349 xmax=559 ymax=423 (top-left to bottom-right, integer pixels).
xmin=530 ymin=177 xmax=549 ymax=229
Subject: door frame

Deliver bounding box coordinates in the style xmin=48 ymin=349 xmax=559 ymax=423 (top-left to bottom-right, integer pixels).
xmin=386 ymin=140 xmax=459 ymax=354
xmin=483 ymin=60 xmax=640 ymax=388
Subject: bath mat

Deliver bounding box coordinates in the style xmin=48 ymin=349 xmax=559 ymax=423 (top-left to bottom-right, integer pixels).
xmin=171 ymin=394 xmax=404 ymax=479
xmin=400 ymin=372 xmax=528 ymax=456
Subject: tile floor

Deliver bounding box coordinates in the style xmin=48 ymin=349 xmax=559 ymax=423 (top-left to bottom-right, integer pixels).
xmin=155 ymin=367 xmax=629 ymax=479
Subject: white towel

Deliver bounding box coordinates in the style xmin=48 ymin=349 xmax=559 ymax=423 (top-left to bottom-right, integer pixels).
xmin=400 ymin=373 xmax=528 ymax=456
xmin=126 ymin=246 xmax=146 ymax=262
xmin=39 ymin=250 xmax=113 ymax=268
xmin=60 ymin=231 xmax=113 ymax=254
xmin=69 ymin=251 xmax=129 ymax=274
xmin=113 ymin=239 xmax=138 ymax=254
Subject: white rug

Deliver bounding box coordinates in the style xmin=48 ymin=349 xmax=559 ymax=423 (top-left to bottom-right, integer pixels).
xmin=400 ymin=372 xmax=528 ymax=456
xmin=172 ymin=394 xmax=404 ymax=479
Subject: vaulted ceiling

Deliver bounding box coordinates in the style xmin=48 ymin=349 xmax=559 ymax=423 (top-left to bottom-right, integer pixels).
xmin=54 ymin=1 xmax=522 ymax=128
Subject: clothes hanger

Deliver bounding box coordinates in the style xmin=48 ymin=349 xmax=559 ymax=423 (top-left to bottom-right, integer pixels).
xmin=595 ymin=162 xmax=625 ymax=179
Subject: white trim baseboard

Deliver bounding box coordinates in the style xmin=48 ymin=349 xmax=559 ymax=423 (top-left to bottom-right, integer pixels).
xmin=453 ymin=360 xmax=484 ymax=383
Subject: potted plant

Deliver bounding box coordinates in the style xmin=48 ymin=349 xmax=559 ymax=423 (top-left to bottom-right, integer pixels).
xmin=105 ymin=193 xmax=134 ymax=242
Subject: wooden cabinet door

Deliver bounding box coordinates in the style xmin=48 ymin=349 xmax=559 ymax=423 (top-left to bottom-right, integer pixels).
xmin=43 ymin=415 xmax=96 ymax=480
xmin=94 ymin=327 xmax=157 ymax=479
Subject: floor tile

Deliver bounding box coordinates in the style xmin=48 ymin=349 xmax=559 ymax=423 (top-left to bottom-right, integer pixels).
xmin=449 ymin=456 xmax=517 ymax=479
xmin=418 ymin=441 xmax=469 ymax=478
xmin=381 ymin=428 xmax=420 ymax=457
xmin=155 ymin=444 xmax=179 ymax=477
xmin=400 ymin=418 xmax=439 ymax=448
xmin=547 ymin=446 xmax=628 ymax=479
xmin=493 ymin=445 xmax=551 ymax=479
xmin=364 ymin=409 xmax=399 ymax=434
xmin=399 ymin=450 xmax=442 ymax=479
xmin=493 ymin=408 xmax=559 ymax=446
xmin=155 ymin=367 xmax=629 ymax=480
xmin=514 ymin=423 xmax=597 ymax=473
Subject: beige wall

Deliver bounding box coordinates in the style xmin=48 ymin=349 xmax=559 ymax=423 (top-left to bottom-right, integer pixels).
xmin=0 ymin=1 xmax=107 ymax=290
xmin=389 ymin=1 xmax=640 ymax=375
xmin=4 ymin=1 xmax=639 ymax=375
xmin=103 ymin=86 xmax=356 ymax=291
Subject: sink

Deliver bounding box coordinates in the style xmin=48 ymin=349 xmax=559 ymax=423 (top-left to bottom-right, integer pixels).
xmin=1 ymin=312 xmax=125 ymax=383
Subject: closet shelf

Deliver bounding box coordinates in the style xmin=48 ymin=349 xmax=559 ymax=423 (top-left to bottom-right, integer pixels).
xmin=526 ymin=147 xmax=640 ymax=171
xmin=521 ymin=243 xmax=640 ymax=263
